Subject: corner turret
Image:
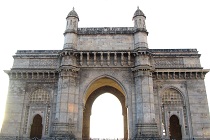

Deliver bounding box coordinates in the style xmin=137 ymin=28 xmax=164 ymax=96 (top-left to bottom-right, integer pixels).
xmin=63 ymin=7 xmax=79 ymax=50
xmin=133 ymin=6 xmax=146 ymax=29
xmin=133 ymin=7 xmax=148 ymax=49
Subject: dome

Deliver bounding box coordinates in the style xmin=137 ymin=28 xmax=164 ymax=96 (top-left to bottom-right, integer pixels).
xmin=66 ymin=7 xmax=79 ymax=20
xmin=133 ymin=6 xmax=146 ymax=19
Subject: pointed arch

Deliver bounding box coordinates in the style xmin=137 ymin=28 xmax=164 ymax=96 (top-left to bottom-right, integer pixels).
xmin=30 ymin=114 xmax=43 ymax=139
xmin=82 ymin=86 xmax=128 ymax=140
xmin=160 ymin=86 xmax=188 ymax=138
xmin=161 ymin=86 xmax=185 ymax=106
xmin=82 ymin=75 xmax=128 ymax=139
xmin=169 ymin=115 xmax=182 ymax=140
xmin=83 ymin=75 xmax=128 ymax=105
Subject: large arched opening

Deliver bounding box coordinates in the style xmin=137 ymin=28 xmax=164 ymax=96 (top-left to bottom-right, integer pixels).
xmin=90 ymin=93 xmax=123 ymax=138
xmin=82 ymin=77 xmax=128 ymax=139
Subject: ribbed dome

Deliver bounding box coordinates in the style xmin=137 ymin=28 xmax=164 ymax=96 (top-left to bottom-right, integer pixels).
xmin=66 ymin=7 xmax=79 ymax=20
xmin=133 ymin=6 xmax=145 ymax=19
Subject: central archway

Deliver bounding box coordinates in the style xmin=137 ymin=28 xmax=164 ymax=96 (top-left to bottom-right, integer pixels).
xmin=82 ymin=85 xmax=128 ymax=139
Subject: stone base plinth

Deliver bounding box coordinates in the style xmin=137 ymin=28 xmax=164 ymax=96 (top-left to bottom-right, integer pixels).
xmin=51 ymin=122 xmax=76 ymax=139
xmin=135 ymin=123 xmax=160 ymax=139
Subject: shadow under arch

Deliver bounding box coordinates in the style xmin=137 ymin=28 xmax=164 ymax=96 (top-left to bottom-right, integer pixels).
xmin=83 ymin=75 xmax=128 ymax=105
xmin=82 ymin=86 xmax=128 ymax=140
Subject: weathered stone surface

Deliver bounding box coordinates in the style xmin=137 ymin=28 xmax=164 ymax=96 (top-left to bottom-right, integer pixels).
xmin=1 ymin=7 xmax=210 ymax=140
xmin=77 ymin=34 xmax=134 ymax=50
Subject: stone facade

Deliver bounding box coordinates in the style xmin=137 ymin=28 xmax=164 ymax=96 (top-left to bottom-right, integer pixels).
xmin=1 ymin=7 xmax=210 ymax=139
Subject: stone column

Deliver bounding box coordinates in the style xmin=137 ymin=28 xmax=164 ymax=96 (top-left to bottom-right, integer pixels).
xmin=133 ymin=52 xmax=159 ymax=139
xmin=122 ymin=104 xmax=128 ymax=139
xmin=53 ymin=69 xmax=78 ymax=138
xmin=53 ymin=52 xmax=79 ymax=138
xmin=82 ymin=102 xmax=91 ymax=140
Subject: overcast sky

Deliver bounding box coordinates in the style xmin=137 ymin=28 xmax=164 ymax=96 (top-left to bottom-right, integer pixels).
xmin=0 ymin=0 xmax=210 ymax=137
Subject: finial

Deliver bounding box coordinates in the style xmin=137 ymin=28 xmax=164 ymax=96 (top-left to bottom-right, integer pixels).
xmin=137 ymin=6 xmax=139 ymax=9
xmin=73 ymin=7 xmax=75 ymax=11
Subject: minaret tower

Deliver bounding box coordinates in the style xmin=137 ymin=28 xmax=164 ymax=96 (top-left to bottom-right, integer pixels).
xmin=133 ymin=6 xmax=148 ymax=49
xmin=53 ymin=8 xmax=80 ymax=139
xmin=132 ymin=7 xmax=159 ymax=139
xmin=63 ymin=7 xmax=79 ymax=49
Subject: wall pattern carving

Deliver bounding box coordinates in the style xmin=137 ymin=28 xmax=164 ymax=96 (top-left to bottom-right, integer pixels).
xmin=154 ymin=58 xmax=184 ymax=68
xmin=29 ymin=59 xmax=58 ymax=68
xmin=161 ymin=88 xmax=189 ymax=137
xmin=76 ymin=27 xmax=147 ymax=35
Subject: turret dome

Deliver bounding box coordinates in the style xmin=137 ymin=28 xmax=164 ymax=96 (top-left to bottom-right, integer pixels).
xmin=66 ymin=7 xmax=79 ymax=20
xmin=133 ymin=6 xmax=145 ymax=19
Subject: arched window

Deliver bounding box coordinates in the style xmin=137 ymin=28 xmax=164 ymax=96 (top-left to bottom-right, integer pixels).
xmin=30 ymin=89 xmax=50 ymax=103
xmin=30 ymin=114 xmax=43 ymax=139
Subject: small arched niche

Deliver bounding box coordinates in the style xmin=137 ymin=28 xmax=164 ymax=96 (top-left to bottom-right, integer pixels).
xmin=169 ymin=115 xmax=182 ymax=140
xmin=30 ymin=114 xmax=43 ymax=139
xmin=161 ymin=88 xmax=188 ymax=139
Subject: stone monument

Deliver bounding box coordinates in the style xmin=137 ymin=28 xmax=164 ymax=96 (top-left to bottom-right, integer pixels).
xmin=1 ymin=7 xmax=210 ymax=139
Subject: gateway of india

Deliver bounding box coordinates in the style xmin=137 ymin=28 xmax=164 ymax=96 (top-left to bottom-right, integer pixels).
xmin=1 ymin=7 xmax=210 ymax=140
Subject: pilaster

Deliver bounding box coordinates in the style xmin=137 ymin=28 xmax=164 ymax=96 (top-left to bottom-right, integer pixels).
xmin=132 ymin=51 xmax=160 ymax=139
xmin=53 ymin=50 xmax=79 ymax=137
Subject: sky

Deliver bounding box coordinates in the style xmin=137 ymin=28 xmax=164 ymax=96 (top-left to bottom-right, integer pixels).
xmin=0 ymin=0 xmax=210 ymax=138
xmin=90 ymin=93 xmax=123 ymax=138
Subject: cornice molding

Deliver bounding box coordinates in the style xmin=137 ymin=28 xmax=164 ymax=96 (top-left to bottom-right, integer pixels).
xmin=153 ymin=69 xmax=209 ymax=80
xmin=4 ymin=70 xmax=58 ymax=80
